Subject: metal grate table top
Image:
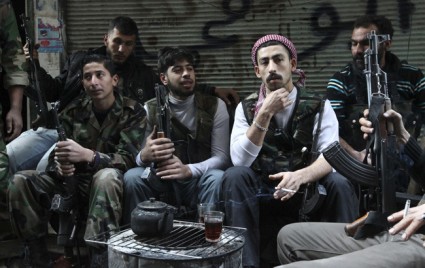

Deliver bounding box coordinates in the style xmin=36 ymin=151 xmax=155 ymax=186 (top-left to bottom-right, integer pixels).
xmin=88 ymin=220 xmax=246 ymax=260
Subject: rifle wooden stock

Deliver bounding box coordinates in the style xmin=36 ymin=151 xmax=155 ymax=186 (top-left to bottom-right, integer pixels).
xmin=344 ymin=212 xmax=369 ymax=237
xmin=323 ymin=141 xmax=378 ymax=187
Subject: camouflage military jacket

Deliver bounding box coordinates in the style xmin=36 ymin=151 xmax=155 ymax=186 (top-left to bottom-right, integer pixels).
xmin=0 ymin=1 xmax=28 ymax=89
xmin=47 ymin=91 xmax=147 ymax=177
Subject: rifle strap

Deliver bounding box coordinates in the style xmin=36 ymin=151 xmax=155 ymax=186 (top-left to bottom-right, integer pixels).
xmin=300 ymin=98 xmax=327 ymax=218
xmin=311 ymin=98 xmax=326 ymax=156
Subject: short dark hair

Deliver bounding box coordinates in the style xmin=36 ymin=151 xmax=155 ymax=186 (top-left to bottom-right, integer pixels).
xmin=353 ymin=15 xmax=394 ymax=39
xmin=108 ymin=16 xmax=139 ymax=36
xmin=157 ymin=47 xmax=195 ymax=74
xmin=81 ymin=54 xmax=117 ymax=76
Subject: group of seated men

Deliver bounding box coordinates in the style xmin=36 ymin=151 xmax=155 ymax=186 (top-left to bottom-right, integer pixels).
xmin=2 ymin=9 xmax=425 ymax=268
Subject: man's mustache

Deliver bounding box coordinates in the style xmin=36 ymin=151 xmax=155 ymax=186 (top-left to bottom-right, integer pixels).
xmin=267 ymin=73 xmax=283 ymax=82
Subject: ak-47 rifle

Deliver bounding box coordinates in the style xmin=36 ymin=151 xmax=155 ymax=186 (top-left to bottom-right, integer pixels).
xmin=323 ymin=30 xmax=397 ymax=214
xmin=155 ymin=83 xmax=170 ymax=139
xmin=49 ymin=101 xmax=81 ymax=264
xmin=19 ymin=14 xmax=49 ymax=129
xmin=143 ymin=84 xmax=169 ymax=181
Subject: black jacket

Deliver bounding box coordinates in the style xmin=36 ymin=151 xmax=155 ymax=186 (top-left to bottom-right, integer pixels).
xmin=29 ymin=46 xmax=159 ymax=115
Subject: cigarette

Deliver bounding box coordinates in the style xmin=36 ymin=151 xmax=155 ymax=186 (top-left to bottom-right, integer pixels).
xmin=277 ymin=188 xmax=297 ymax=194
xmin=403 ymin=199 xmax=410 ymax=219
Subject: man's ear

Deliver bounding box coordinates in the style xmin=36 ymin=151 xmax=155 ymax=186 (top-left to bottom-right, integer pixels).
xmin=112 ymin=74 xmax=119 ymax=87
xmin=103 ymin=34 xmax=108 ymax=46
xmin=254 ymin=66 xmax=261 ymax=78
xmin=159 ymin=73 xmax=168 ymax=85
xmin=291 ymin=58 xmax=297 ymax=72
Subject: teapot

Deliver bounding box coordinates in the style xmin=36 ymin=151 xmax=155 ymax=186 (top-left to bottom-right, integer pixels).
xmin=131 ymin=198 xmax=176 ymax=237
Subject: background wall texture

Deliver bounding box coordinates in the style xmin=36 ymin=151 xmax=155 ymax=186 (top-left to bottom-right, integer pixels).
xmin=61 ymin=0 xmax=425 ymax=98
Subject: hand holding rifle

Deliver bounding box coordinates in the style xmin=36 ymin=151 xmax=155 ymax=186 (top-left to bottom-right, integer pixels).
xmin=139 ymin=125 xmax=174 ymax=164
xmin=360 ymin=109 xmax=410 ymax=146
xmin=140 ymin=84 xmax=174 ymax=164
xmin=19 ymin=14 xmax=48 ymax=128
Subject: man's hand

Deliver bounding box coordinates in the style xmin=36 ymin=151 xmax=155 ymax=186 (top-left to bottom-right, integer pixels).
xmin=388 ymin=203 xmax=425 ymax=245
xmin=140 ymin=126 xmax=175 ymax=163
xmin=155 ymin=155 xmax=192 ymax=180
xmin=269 ymin=171 xmax=304 ymax=201
xmin=55 ymin=161 xmax=76 ymax=177
xmin=54 ymin=139 xmax=92 ymax=177
xmin=55 ymin=139 xmax=92 ymax=163
xmin=214 ymin=87 xmax=240 ymax=106
xmin=359 ymin=109 xmax=410 ymax=145
xmin=260 ymin=87 xmax=294 ymax=117
xmin=4 ymin=106 xmax=23 ymax=142
xmin=23 ymin=42 xmax=39 ymax=60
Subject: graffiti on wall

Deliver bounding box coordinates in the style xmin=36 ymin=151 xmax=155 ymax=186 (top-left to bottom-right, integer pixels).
xmin=132 ymin=0 xmax=418 ymax=93
xmin=64 ymin=0 xmax=421 ymax=94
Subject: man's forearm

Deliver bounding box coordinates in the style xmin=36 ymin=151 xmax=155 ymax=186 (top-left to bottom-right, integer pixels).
xmin=295 ymin=157 xmax=332 ymax=184
xmin=8 ymin=85 xmax=24 ymax=112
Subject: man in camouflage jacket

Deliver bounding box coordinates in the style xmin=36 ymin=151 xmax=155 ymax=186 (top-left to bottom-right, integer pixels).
xmin=8 ymin=54 xmax=146 ymax=266
xmin=0 ymin=0 xmax=28 ymax=195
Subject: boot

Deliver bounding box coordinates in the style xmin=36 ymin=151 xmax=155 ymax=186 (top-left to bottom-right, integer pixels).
xmin=24 ymin=237 xmax=53 ymax=268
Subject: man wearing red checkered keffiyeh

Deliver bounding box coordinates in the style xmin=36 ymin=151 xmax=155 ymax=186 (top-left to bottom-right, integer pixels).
xmin=220 ymin=34 xmax=359 ymax=268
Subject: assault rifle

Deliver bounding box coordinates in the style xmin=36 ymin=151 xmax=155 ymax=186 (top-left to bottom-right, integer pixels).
xmin=19 ymin=14 xmax=49 ymax=129
xmin=49 ymin=101 xmax=81 ymax=264
xmin=155 ymin=83 xmax=170 ymax=138
xmin=143 ymin=84 xmax=169 ymax=184
xmin=323 ymin=30 xmax=397 ymax=214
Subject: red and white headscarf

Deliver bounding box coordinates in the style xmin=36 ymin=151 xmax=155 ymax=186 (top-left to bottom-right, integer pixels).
xmin=251 ymin=34 xmax=306 ymax=116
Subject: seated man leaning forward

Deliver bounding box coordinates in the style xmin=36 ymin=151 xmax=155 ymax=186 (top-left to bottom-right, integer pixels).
xmin=276 ymin=109 xmax=425 ymax=268
xmin=122 ymin=46 xmax=231 ymax=224
xmin=221 ymin=34 xmax=359 ymax=268
xmin=7 ymin=54 xmax=146 ymax=266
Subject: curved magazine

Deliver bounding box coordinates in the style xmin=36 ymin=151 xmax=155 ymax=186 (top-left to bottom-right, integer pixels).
xmin=323 ymin=141 xmax=378 ymax=187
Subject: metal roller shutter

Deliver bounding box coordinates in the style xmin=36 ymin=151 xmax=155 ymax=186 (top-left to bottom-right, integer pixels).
xmin=64 ymin=0 xmax=425 ymax=98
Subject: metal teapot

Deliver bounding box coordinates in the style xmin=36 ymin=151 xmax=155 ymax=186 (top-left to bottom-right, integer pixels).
xmin=131 ymin=198 xmax=176 ymax=237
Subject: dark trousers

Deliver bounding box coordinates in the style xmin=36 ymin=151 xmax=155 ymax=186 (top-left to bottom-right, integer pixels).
xmin=221 ymin=166 xmax=359 ymax=268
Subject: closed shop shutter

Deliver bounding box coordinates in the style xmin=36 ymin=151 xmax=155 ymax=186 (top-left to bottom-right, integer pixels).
xmin=64 ymin=0 xmax=425 ymax=98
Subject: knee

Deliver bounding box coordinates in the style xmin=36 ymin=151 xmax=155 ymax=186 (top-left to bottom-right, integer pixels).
xmin=222 ymin=166 xmax=252 ymax=188
xmin=200 ymin=169 xmax=224 ymax=187
xmin=123 ymin=167 xmax=145 ymax=190
xmin=323 ymin=172 xmax=354 ymax=193
xmin=92 ymin=168 xmax=123 ymax=190
xmin=9 ymin=172 xmax=27 ymax=193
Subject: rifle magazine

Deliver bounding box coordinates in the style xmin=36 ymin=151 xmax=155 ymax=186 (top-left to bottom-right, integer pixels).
xmin=323 ymin=141 xmax=378 ymax=186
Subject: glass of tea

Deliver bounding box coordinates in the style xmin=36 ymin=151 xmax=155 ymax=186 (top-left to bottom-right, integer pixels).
xmin=204 ymin=211 xmax=224 ymax=243
xmin=197 ymin=203 xmax=215 ymax=223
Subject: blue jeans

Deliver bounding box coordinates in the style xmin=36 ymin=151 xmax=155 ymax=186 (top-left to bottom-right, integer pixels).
xmin=122 ymin=167 xmax=224 ymax=224
xmin=6 ymin=128 xmax=58 ymax=174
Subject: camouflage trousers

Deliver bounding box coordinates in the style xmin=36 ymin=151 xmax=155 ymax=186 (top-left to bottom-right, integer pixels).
xmin=0 ymin=104 xmax=10 ymax=200
xmin=7 ymin=168 xmax=123 ymax=243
